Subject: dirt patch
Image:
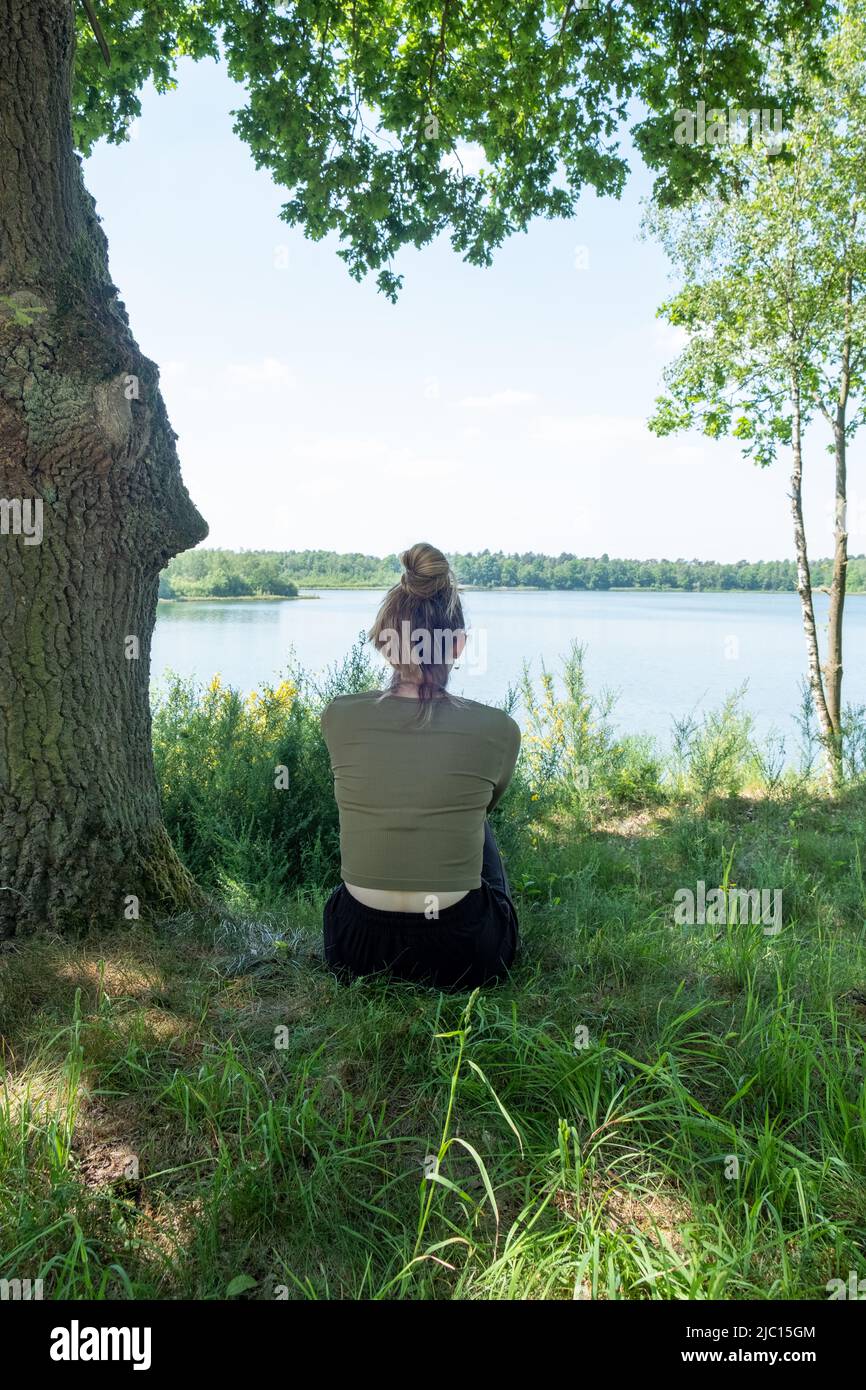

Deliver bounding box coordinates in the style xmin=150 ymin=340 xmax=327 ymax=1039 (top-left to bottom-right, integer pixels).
xmin=78 ymin=1141 xmax=141 ymax=1189
xmin=72 ymin=1098 xmax=144 ymax=1191
xmin=556 ymin=1169 xmax=692 ymax=1255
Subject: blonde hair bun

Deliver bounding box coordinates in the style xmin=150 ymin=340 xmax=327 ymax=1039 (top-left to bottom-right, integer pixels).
xmin=369 ymin=540 xmax=465 ymax=705
xmin=399 ymin=542 xmax=453 ymax=598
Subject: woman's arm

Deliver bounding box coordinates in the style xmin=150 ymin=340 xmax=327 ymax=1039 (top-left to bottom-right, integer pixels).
xmin=488 ymin=718 xmax=521 ymax=813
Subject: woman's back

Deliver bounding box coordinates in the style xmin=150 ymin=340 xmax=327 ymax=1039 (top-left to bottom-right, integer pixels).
xmin=321 ymin=541 xmax=522 ymax=989
xmin=322 ymin=690 xmax=520 ymax=895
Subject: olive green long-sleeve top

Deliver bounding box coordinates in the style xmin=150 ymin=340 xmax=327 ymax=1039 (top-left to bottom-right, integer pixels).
xmin=321 ymin=691 xmax=521 ymax=892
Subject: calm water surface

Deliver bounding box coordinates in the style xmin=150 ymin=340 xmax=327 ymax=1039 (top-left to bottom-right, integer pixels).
xmin=152 ymin=589 xmax=866 ymax=750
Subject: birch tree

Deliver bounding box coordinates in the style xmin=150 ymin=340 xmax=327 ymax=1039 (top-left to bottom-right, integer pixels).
xmin=647 ymin=8 xmax=866 ymax=780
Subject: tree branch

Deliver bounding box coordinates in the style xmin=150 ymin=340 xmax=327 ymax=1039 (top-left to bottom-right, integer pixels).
xmin=82 ymin=0 xmax=111 ymax=68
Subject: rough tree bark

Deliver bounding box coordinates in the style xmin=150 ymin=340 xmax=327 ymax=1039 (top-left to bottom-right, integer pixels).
xmin=0 ymin=0 xmax=208 ymax=936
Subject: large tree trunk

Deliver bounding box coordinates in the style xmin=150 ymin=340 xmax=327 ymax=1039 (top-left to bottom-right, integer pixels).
xmin=0 ymin=0 xmax=207 ymax=936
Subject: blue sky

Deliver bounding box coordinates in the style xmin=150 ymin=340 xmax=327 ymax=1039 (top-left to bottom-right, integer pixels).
xmin=84 ymin=55 xmax=859 ymax=562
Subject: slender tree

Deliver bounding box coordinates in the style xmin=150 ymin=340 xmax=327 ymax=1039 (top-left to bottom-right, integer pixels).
xmin=0 ymin=1 xmax=834 ymax=933
xmin=646 ymin=7 xmax=866 ymax=781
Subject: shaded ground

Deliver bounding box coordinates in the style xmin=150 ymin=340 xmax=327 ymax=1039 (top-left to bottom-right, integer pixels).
xmin=1 ymin=787 xmax=865 ymax=1299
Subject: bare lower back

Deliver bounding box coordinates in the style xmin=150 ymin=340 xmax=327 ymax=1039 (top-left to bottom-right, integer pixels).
xmin=344 ymin=883 xmax=470 ymax=913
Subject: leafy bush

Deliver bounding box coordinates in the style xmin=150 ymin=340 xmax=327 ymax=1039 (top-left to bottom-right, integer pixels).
xmin=152 ymin=642 xmax=379 ymax=905
xmin=671 ymin=687 xmax=754 ymax=801
xmin=517 ymin=642 xmax=664 ymax=814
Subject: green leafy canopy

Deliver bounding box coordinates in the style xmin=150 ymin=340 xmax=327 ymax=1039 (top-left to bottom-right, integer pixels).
xmin=73 ymin=1 xmax=832 ymax=298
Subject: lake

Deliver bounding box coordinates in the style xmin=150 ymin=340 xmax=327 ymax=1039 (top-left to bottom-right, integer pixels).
xmin=152 ymin=588 xmax=866 ymax=752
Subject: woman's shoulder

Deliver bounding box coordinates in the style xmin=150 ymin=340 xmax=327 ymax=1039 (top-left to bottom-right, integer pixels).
xmin=324 ymin=691 xmax=380 ymax=709
xmin=323 ymin=691 xmax=519 ymax=743
xmin=446 ymin=696 xmax=521 ymax=742
xmin=320 ymin=690 xmax=381 ymax=727
xmin=323 ymin=692 xmax=380 ymax=711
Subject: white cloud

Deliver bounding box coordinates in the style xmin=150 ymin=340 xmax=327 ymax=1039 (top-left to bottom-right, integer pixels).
xmin=379 ymin=454 xmax=462 ymax=481
xmin=460 ymin=389 xmax=538 ymax=410
xmin=287 ymin=434 xmax=385 ymax=467
xmin=672 ymin=444 xmax=706 ymax=465
xmin=225 ymin=357 xmax=296 ymax=389
xmin=287 ymin=433 xmax=461 ymax=483
xmin=295 ymin=474 xmax=343 ymax=502
xmin=530 ymin=415 xmax=711 ymax=475
xmin=533 ymin=414 xmax=653 ymax=448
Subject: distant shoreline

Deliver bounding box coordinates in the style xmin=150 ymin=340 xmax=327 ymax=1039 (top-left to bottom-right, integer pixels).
xmin=161 ymin=550 xmax=866 ymax=598
xmin=299 ymin=584 xmax=866 ymax=596
xmin=158 ymin=594 xmax=314 ymax=603
xmin=159 ymin=586 xmax=866 ymax=599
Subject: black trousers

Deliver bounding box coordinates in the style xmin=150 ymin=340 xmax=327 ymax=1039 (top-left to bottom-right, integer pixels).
xmin=323 ymin=821 xmax=519 ymax=991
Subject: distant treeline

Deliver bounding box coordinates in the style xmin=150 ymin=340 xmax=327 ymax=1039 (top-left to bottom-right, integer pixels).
xmin=161 ymin=551 xmax=298 ymax=599
xmin=160 ymin=548 xmax=866 ymax=597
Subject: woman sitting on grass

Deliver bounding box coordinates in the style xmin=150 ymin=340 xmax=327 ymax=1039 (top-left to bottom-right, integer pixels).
xmin=321 ymin=541 xmax=521 ymax=991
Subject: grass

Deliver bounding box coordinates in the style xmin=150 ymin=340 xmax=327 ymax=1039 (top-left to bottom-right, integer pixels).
xmin=1 ymin=647 xmax=865 ymax=1300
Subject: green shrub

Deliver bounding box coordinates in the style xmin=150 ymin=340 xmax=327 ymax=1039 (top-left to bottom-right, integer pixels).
xmin=517 ymin=642 xmax=664 ymax=814
xmin=152 ymin=641 xmax=379 ymax=904
xmin=671 ymin=686 xmax=754 ymax=801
